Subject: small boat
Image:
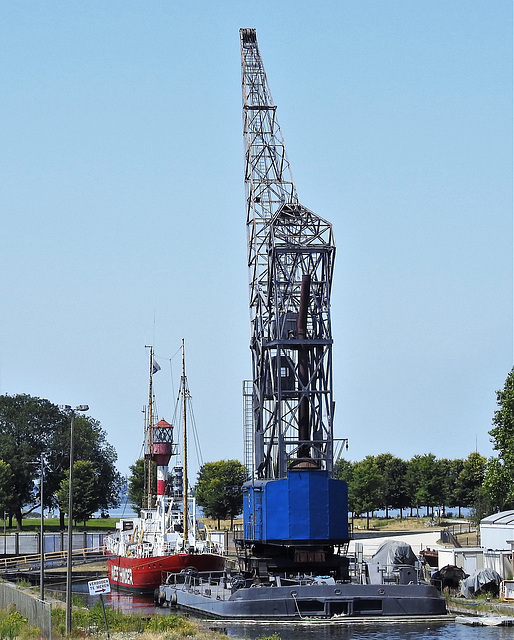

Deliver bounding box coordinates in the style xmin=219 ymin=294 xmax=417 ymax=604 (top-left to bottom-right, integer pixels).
xmin=105 ymin=342 xmax=225 ymax=593
xmin=419 ymin=547 xmax=438 ymax=568
xmin=456 ymin=615 xmax=514 ymax=626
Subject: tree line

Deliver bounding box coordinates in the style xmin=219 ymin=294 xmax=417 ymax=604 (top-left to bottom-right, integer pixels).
xmin=127 ymin=366 xmax=514 ymax=528
xmin=0 ymin=394 xmax=122 ymax=529
xmin=332 ymin=367 xmax=514 ymax=526
xmin=3 ymin=366 xmax=514 ymax=531
xmin=334 ymin=361 xmax=514 ymax=527
xmin=334 ymin=451 xmax=487 ymax=527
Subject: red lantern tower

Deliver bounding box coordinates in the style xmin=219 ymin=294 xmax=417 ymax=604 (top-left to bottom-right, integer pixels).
xmin=152 ymin=419 xmax=174 ymax=496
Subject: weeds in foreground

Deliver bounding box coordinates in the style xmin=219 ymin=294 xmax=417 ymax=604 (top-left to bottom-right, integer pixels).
xmin=14 ymin=581 xmax=31 ymax=590
xmin=1 ymin=598 xmax=282 ymax=639
xmin=446 ymin=594 xmax=514 ymax=616
xmin=52 ymin=604 xmax=200 ymax=636
xmin=0 ymin=606 xmax=40 ymax=640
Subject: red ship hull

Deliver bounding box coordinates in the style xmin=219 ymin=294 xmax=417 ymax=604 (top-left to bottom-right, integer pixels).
xmin=107 ymin=553 xmax=225 ymax=593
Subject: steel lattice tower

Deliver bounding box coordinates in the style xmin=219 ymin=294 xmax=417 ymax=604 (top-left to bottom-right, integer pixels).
xmin=241 ymin=28 xmax=336 ymax=481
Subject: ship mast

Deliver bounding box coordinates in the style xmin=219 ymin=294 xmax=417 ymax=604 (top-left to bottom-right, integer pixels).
xmin=181 ymin=339 xmax=189 ymax=546
xmin=145 ymin=345 xmax=156 ymax=508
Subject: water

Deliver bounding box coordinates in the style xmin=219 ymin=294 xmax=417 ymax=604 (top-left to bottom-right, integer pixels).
xmin=358 ymin=507 xmax=473 ymax=520
xmin=216 ymin=621 xmax=512 ymax=639
xmin=93 ymin=505 xmax=137 ymax=519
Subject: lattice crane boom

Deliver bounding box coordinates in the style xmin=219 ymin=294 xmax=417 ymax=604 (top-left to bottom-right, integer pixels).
xmin=241 ymin=28 xmax=297 ymax=312
xmin=240 ymin=29 xmax=336 ymax=481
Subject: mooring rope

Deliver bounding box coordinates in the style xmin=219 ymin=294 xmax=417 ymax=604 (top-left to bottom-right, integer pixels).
xmin=290 ymin=591 xmax=305 ymax=619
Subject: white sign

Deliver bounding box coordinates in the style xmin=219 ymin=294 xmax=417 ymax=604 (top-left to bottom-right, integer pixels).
xmin=88 ymin=578 xmax=111 ymax=595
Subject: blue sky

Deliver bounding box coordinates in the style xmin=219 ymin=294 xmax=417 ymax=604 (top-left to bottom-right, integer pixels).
xmin=0 ymin=1 xmax=512 ymax=479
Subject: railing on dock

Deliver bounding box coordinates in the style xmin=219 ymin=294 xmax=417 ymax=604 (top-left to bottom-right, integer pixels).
xmin=0 ymin=545 xmax=105 ymax=573
xmin=440 ymin=522 xmax=477 ymax=547
xmin=0 ymin=531 xmax=109 ymax=557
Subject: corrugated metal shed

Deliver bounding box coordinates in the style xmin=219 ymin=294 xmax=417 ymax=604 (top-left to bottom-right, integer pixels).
xmin=481 ymin=511 xmax=514 ymax=525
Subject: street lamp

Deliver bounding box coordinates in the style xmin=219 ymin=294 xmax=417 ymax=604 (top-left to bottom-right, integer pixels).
xmin=28 ymin=457 xmax=46 ymax=601
xmin=60 ymin=404 xmax=89 ymax=635
xmin=39 ymin=455 xmax=44 ymax=601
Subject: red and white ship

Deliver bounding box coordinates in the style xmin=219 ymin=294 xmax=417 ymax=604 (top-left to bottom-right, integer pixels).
xmin=105 ymin=343 xmax=225 ymax=593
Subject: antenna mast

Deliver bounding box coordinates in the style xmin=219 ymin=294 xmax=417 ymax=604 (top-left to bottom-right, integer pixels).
xmin=145 ymin=345 xmax=156 ymax=508
xmin=181 ymin=339 xmax=189 ymax=545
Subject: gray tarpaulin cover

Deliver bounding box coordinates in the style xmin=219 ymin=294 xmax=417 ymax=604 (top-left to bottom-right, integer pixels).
xmin=460 ymin=568 xmax=501 ymax=598
xmin=371 ymin=540 xmax=417 ymax=566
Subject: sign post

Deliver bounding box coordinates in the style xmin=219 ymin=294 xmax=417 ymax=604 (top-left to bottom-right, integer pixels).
xmin=88 ymin=578 xmax=111 ymax=638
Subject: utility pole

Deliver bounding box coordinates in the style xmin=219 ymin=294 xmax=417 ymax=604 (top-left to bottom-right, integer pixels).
xmin=60 ymin=404 xmax=89 ymax=635
xmin=40 ymin=454 xmax=44 ymax=601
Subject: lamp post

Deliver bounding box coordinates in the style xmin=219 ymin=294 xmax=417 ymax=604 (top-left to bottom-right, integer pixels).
xmin=61 ymin=404 xmax=89 ymax=635
xmin=39 ymin=454 xmax=44 ymax=601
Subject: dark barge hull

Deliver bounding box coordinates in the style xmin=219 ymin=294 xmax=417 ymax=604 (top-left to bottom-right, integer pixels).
xmin=161 ymin=581 xmax=447 ymax=619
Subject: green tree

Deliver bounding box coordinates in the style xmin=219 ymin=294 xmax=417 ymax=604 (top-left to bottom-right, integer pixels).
xmin=442 ymin=458 xmax=464 ymax=514
xmin=483 ymin=457 xmax=511 ymax=512
xmin=348 ymin=456 xmax=382 ymax=528
xmin=0 ymin=461 xmax=14 ymax=518
xmin=333 ymin=458 xmax=353 ymax=484
xmin=471 ymin=484 xmax=495 ymax=527
xmin=127 ymin=458 xmax=157 ymax=514
xmin=405 ymin=454 xmax=445 ymax=517
xmin=453 ymin=453 xmax=486 ymax=515
xmin=57 ymin=461 xmax=99 ymax=526
xmin=195 ymin=460 xmax=249 ymax=529
xmin=437 ymin=457 xmax=462 ymax=516
xmin=382 ymin=456 xmax=410 ymax=519
xmin=47 ymin=414 xmax=122 ymax=528
xmin=0 ymin=394 xmax=68 ymax=529
xmin=375 ymin=453 xmax=408 ymax=518
xmin=374 ymin=453 xmax=393 ymax=516
xmin=0 ymin=394 xmax=122 ymax=529
xmin=485 ymin=367 xmax=514 ymax=510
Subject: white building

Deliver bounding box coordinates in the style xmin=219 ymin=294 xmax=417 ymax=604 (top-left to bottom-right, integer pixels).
xmin=438 ymin=547 xmax=483 ymax=575
xmin=435 ymin=512 xmax=514 ymax=580
xmin=480 ymin=510 xmax=514 ymax=551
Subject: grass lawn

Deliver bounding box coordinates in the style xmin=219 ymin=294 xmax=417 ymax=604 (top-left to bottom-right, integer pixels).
xmin=12 ymin=515 xmax=471 ymax=534
xmin=350 ymin=515 xmax=469 ymax=531
xmin=6 ymin=517 xmax=119 ymax=533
